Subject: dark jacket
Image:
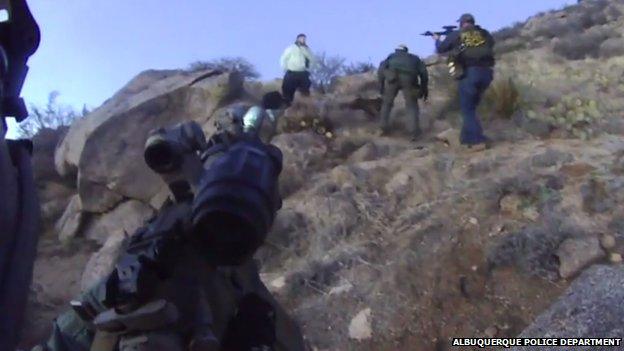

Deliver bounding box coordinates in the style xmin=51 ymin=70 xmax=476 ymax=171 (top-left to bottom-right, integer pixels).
xmin=377 ymin=50 xmax=429 ymax=89
xmin=436 ymin=25 xmax=495 ymax=67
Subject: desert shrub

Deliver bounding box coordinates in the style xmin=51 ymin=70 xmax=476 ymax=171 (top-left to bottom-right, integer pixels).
xmin=553 ymin=27 xmax=612 ymax=60
xmin=526 ymin=96 xmax=603 ymax=140
xmin=599 ymin=37 xmax=624 ymax=59
xmin=309 ymin=52 xmax=346 ymax=93
xmin=18 ymin=91 xmax=87 ymax=138
xmin=495 ymin=39 xmax=528 ymax=55
xmin=493 ymin=22 xmax=524 ymax=42
xmin=187 ymin=57 xmax=259 ymax=80
xmin=529 ymin=0 xmax=609 ymax=38
xmin=532 ymin=18 xmax=583 ymax=39
xmin=493 ymin=22 xmax=527 ymax=55
xmin=575 ymin=0 xmax=610 ymax=28
xmin=310 ymin=54 xmax=377 ymax=92
xmin=343 ymin=61 xmax=376 ymax=75
xmin=480 ymin=77 xmax=522 ymax=120
xmin=605 ymin=4 xmax=623 ymax=21
xmin=437 ymin=77 xmax=525 ymax=123
xmin=487 ymin=219 xmax=572 ymax=280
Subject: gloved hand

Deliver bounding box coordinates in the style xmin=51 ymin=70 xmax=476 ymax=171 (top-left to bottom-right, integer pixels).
xmin=420 ymin=87 xmax=429 ymax=101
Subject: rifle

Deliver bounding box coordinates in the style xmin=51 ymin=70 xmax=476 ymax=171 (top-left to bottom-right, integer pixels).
xmin=66 ymin=121 xmax=287 ymax=350
xmin=421 ymin=25 xmax=465 ymax=80
xmin=0 ymin=1 xmax=41 ymax=350
xmin=420 ymin=25 xmax=457 ymax=37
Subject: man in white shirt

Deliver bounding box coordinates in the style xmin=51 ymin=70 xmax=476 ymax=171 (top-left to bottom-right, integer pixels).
xmin=280 ymin=34 xmax=315 ymax=105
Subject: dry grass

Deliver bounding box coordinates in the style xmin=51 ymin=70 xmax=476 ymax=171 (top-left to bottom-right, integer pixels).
xmin=480 ymin=77 xmax=522 ymax=120
xmin=433 ymin=76 xmax=523 ymax=123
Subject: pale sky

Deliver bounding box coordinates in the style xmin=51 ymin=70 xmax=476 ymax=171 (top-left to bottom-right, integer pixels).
xmin=8 ymin=0 xmax=576 ymax=136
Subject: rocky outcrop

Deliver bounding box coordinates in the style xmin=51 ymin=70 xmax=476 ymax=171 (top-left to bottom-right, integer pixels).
xmin=512 ymin=265 xmax=624 ymax=350
xmin=39 ymin=181 xmax=74 ymax=230
xmin=56 ymin=69 xmax=244 ymax=213
xmin=82 ymin=200 xmax=154 ymax=245
xmin=55 ymin=195 xmax=83 ymax=244
xmin=81 ymin=230 xmax=127 ymax=291
xmin=55 ymin=70 xmax=182 ymax=178
xmin=556 ymin=236 xmax=606 ymax=279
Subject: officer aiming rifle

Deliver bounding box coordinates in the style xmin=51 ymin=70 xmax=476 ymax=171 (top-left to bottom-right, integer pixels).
xmin=421 ymin=25 xmax=466 ymax=79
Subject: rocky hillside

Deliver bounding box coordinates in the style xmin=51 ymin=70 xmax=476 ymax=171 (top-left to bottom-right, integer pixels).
xmin=19 ymin=1 xmax=624 ymax=349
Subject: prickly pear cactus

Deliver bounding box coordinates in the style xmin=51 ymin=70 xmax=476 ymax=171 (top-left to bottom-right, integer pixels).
xmin=526 ymin=96 xmax=602 ymax=140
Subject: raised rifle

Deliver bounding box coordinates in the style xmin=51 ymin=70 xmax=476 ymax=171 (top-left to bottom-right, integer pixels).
xmin=0 ymin=1 xmax=41 ymax=350
xmin=420 ymin=25 xmax=457 ymax=37
xmin=421 ymin=25 xmax=466 ymax=80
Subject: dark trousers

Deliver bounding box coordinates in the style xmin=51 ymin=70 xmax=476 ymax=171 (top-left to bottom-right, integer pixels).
xmin=459 ymin=66 xmax=494 ymax=145
xmin=282 ymin=70 xmax=311 ymax=104
xmin=379 ymin=73 xmax=421 ymax=137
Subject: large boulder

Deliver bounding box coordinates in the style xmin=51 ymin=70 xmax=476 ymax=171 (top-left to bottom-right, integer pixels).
xmin=556 ymin=236 xmax=605 ymax=279
xmin=512 ymin=265 xmax=624 ymax=350
xmin=81 ymin=230 xmax=127 ymax=291
xmin=55 ymin=195 xmax=84 ymax=244
xmin=39 ymin=181 xmax=75 ymax=228
xmin=83 ymin=200 xmax=154 ymax=245
xmin=55 ymin=69 xmax=182 ymax=178
xmin=56 ymin=69 xmax=244 ymax=212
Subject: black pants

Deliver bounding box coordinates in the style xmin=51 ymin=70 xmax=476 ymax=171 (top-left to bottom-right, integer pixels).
xmin=282 ymin=70 xmax=311 ymax=104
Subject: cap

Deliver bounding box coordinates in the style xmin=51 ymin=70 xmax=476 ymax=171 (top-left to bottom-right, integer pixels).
xmin=396 ymin=44 xmax=408 ymax=52
xmin=457 ymin=13 xmax=475 ymax=24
